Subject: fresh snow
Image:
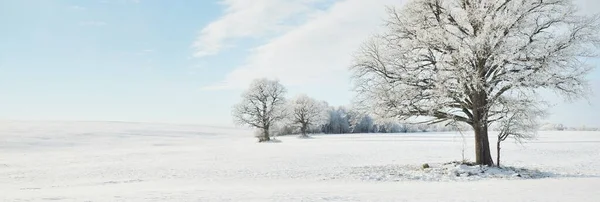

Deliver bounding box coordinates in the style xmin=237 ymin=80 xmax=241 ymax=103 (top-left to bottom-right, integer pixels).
xmin=1 ymin=121 xmax=599 ymax=201
xmin=348 ymin=162 xmax=558 ymax=182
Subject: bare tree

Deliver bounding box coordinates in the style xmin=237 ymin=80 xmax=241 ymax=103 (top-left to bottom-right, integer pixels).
xmin=495 ymin=95 xmax=546 ymax=167
xmin=288 ymin=94 xmax=327 ymax=138
xmin=351 ymin=0 xmax=599 ymax=165
xmin=233 ymin=79 xmax=287 ymax=142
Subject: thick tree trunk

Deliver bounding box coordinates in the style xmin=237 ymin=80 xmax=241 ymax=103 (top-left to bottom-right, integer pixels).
xmin=472 ymin=91 xmax=494 ymax=166
xmin=260 ymin=127 xmax=270 ymax=142
xmin=300 ymin=123 xmax=308 ymax=138
xmin=473 ymin=124 xmax=494 ymax=166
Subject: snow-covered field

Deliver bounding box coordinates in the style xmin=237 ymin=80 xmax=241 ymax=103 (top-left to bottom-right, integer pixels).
xmin=1 ymin=121 xmax=599 ymax=202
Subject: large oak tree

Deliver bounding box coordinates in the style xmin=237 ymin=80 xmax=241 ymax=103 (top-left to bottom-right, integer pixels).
xmin=351 ymin=0 xmax=599 ymax=165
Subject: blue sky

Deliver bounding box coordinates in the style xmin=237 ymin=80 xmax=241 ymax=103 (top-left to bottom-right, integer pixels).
xmin=0 ymin=0 xmax=235 ymax=124
xmin=0 ymin=0 xmax=599 ymax=127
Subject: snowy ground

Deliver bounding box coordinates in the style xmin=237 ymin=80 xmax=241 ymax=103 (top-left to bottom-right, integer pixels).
xmin=1 ymin=121 xmax=599 ymax=201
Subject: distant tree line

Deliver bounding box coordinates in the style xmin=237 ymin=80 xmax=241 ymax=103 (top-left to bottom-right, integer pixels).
xmin=271 ymin=106 xmax=467 ymax=137
xmin=539 ymin=124 xmax=600 ymax=131
xmin=232 ymin=79 xmax=467 ymax=141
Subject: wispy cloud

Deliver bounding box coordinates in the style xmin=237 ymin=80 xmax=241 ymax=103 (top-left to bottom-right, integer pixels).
xmin=199 ymin=0 xmax=403 ymax=91
xmin=192 ymin=0 xmax=332 ymax=58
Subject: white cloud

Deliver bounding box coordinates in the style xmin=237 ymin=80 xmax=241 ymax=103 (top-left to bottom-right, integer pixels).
xmin=193 ymin=0 xmax=333 ymax=57
xmin=201 ymin=0 xmax=403 ymax=90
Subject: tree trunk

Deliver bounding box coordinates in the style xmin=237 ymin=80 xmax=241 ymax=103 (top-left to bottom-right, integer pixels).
xmin=473 ymin=124 xmax=494 ymax=166
xmin=496 ymin=138 xmax=501 ymax=167
xmin=260 ymin=101 xmax=269 ymax=142
xmin=300 ymin=123 xmax=308 ymax=138
xmin=261 ymin=127 xmax=270 ymax=142
xmin=472 ymin=91 xmax=494 ymax=166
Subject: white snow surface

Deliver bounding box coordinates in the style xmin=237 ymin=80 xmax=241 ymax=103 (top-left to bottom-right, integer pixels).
xmin=1 ymin=121 xmax=599 ymax=201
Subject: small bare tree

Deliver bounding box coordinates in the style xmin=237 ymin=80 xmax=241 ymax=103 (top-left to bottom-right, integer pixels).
xmin=351 ymin=0 xmax=599 ymax=165
xmin=288 ymin=94 xmax=327 ymax=138
xmin=495 ymin=96 xmax=546 ymax=167
xmin=233 ymin=79 xmax=287 ymax=142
